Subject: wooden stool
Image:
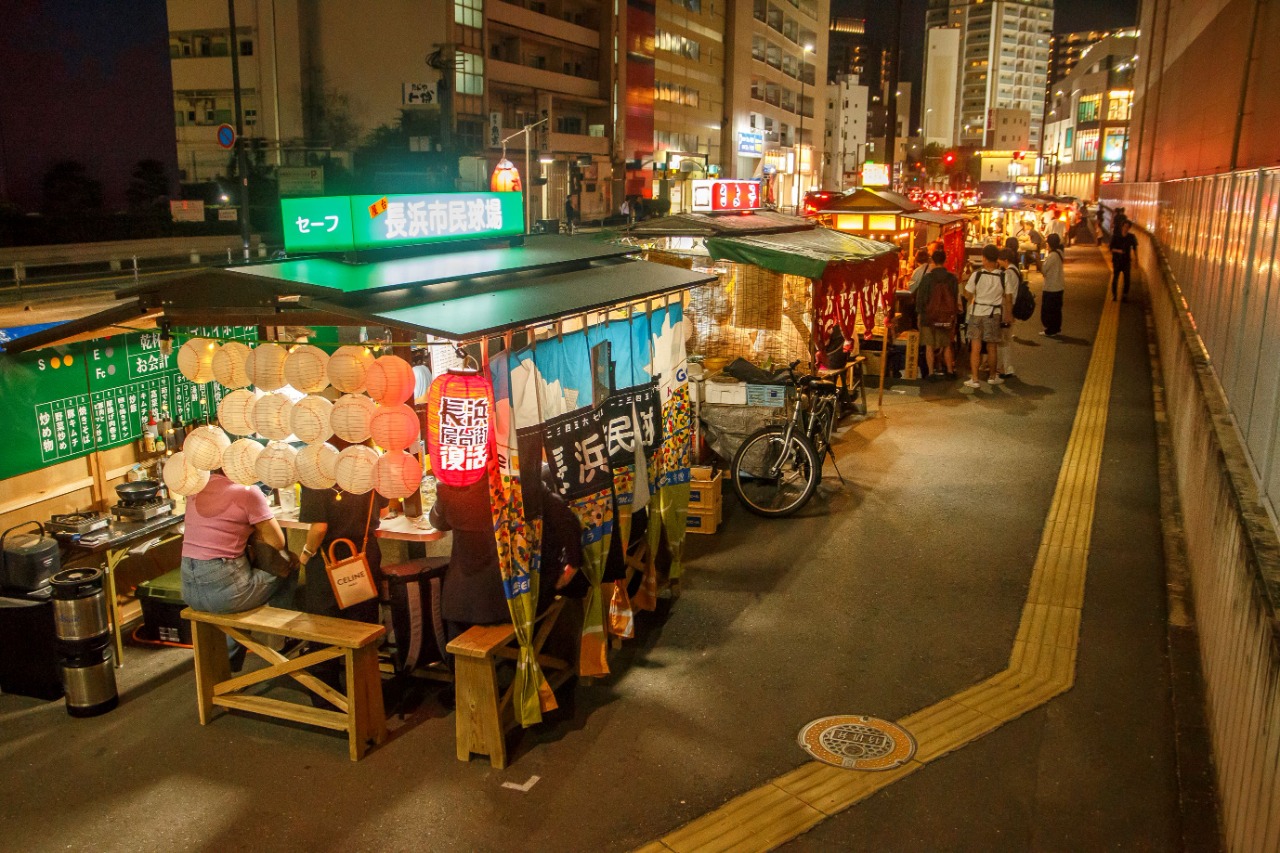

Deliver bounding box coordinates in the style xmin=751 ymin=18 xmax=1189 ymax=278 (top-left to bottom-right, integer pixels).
xmin=182 ymin=606 xmax=386 ymax=761
xmin=446 ymin=600 xmax=576 ymax=769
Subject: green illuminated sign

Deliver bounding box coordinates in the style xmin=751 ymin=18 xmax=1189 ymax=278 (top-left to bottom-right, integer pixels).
xmin=281 ymin=192 xmax=525 ymax=253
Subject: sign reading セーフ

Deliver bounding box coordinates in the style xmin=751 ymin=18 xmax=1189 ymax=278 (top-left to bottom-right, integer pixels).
xmin=281 ymin=192 xmax=525 ymax=253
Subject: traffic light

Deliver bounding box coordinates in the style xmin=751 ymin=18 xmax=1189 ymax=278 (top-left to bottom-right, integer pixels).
xmin=943 ymin=151 xmax=956 ymax=167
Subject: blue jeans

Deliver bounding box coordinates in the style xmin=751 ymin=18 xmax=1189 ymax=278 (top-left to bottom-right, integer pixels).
xmin=181 ymin=555 xmax=296 ymax=653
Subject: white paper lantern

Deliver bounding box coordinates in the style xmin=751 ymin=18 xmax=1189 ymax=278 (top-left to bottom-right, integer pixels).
xmin=297 ymin=442 xmax=339 ymax=489
xmin=217 ymin=388 xmax=262 ymax=436
xmin=253 ymin=393 xmax=295 ymax=441
xmin=247 ymin=342 xmax=288 ymax=392
xmin=222 ymin=438 xmax=264 ymax=486
xmin=374 ymin=450 xmax=422 ymax=499
xmin=369 ymin=402 xmax=420 ymax=452
xmin=366 ymin=355 xmax=415 ymax=404
xmin=412 ymin=364 xmax=432 ymax=404
xmin=255 ymin=441 xmax=298 ymax=489
xmin=177 ymin=338 xmax=217 ymax=384
xmin=291 ymin=394 xmax=334 ymax=445
xmin=183 ymin=425 xmax=231 ymax=471
xmin=331 ymin=393 xmax=377 ymax=443
xmin=284 ymin=344 xmax=331 ymax=394
xmin=327 ymin=345 xmax=375 ymax=393
xmin=212 ymin=340 xmax=253 ymax=389
xmin=335 ymin=444 xmax=379 ymax=494
xmin=163 ymin=451 xmax=209 ymax=497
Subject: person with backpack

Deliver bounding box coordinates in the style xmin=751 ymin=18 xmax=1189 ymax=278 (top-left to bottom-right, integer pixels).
xmin=915 ymin=248 xmax=960 ymax=379
xmin=963 ymin=244 xmax=1014 ymax=388
xmin=997 ymin=248 xmax=1033 ymax=378
xmin=1040 ymin=232 xmax=1066 ymax=336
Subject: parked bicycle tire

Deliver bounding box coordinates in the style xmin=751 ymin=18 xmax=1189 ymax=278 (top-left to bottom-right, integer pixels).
xmin=730 ymin=426 xmax=820 ymax=518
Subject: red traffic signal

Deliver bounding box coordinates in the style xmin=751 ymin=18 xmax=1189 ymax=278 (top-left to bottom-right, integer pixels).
xmin=942 ymin=151 xmax=956 ymax=167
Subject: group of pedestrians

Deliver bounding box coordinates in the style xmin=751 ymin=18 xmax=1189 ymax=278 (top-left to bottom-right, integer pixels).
xmin=906 ymin=232 xmax=1069 ymax=391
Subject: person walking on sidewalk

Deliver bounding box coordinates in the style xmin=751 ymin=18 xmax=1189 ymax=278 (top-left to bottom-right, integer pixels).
xmin=916 ymin=248 xmax=960 ymax=379
xmin=1040 ymin=233 xmax=1066 ymax=336
xmin=963 ymin=244 xmax=1013 ymax=389
xmin=995 ymin=248 xmax=1023 ymax=378
xmin=1109 ymin=218 xmax=1138 ymax=301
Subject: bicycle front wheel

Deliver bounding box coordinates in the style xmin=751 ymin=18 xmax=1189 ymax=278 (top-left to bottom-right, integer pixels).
xmin=730 ymin=426 xmax=820 ymax=518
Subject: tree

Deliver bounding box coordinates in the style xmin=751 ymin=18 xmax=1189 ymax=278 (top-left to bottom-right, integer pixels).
xmin=304 ymin=84 xmax=360 ymax=149
xmin=126 ymin=159 xmax=171 ymax=214
xmin=41 ymin=160 xmax=103 ymax=218
xmin=923 ymin=142 xmax=948 ymax=179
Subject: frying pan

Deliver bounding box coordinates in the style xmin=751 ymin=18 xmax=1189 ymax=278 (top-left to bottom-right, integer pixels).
xmin=115 ymin=481 xmax=160 ymax=503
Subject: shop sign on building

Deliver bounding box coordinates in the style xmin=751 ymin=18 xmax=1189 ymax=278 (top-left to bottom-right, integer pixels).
xmin=403 ymin=82 xmax=434 ymax=105
xmin=281 ymin=192 xmax=525 ymax=253
xmin=737 ymin=130 xmax=765 ymax=157
xmin=862 ymin=162 xmax=891 ymax=187
xmin=690 ymin=179 xmax=761 ymax=213
xmin=278 ymin=167 xmax=325 ymax=196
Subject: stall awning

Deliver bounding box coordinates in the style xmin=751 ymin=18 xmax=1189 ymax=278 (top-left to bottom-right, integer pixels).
xmin=2 ymin=235 xmax=715 ymax=353
xmin=704 ymin=229 xmax=898 ymax=280
xmin=816 ymin=188 xmax=921 ymax=215
xmin=624 ymin=210 xmax=814 ymax=238
xmin=901 ymin=211 xmax=968 ymax=226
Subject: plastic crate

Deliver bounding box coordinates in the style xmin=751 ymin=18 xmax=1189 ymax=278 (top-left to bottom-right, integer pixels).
xmin=135 ymin=569 xmax=191 ymax=645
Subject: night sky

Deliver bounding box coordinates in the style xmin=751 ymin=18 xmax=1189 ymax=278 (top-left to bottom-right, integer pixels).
xmin=831 ymin=0 xmax=1141 ymax=126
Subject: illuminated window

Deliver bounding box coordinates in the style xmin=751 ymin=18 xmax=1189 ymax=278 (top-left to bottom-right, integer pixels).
xmin=1077 ymin=93 xmax=1101 ymax=123
xmin=456 ymin=52 xmax=484 ymax=96
xmin=1075 ymin=128 xmax=1099 ymax=161
xmin=454 ymin=0 xmax=482 ymax=29
xmin=1106 ymin=90 xmax=1133 ymax=121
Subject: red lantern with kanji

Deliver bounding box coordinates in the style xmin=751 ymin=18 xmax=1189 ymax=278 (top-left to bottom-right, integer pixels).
xmin=426 ymin=369 xmax=495 ymax=487
xmin=490 ymin=158 xmax=522 ymax=193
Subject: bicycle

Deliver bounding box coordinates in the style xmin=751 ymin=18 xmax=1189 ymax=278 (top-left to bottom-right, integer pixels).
xmin=729 ymin=361 xmax=845 ymax=518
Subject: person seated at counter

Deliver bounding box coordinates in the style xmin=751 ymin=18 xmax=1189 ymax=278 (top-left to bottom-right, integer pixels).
xmin=180 ymin=469 xmax=294 ymax=670
xmin=537 ymin=465 xmax=585 ymax=611
xmin=429 ymin=479 xmax=508 ymax=642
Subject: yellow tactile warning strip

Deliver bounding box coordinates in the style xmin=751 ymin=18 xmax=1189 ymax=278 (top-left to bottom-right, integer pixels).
xmin=643 ymin=297 xmax=1123 ymax=853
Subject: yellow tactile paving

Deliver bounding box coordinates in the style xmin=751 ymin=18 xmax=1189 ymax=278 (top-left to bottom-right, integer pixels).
xmin=645 ymin=298 xmax=1123 ymax=852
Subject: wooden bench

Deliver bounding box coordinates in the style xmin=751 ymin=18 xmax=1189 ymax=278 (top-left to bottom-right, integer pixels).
xmin=182 ymin=606 xmax=387 ymax=761
xmin=446 ymin=599 xmax=577 ymax=769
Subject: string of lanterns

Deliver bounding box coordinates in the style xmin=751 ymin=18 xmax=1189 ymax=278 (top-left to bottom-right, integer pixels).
xmin=164 ymin=338 xmax=426 ymax=502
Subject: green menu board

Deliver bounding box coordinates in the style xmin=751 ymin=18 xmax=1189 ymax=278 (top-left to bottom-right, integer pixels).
xmin=0 ymin=326 xmax=256 ymax=480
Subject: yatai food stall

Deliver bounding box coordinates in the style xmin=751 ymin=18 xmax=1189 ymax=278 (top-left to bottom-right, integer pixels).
xmin=0 ymin=189 xmax=713 ymax=740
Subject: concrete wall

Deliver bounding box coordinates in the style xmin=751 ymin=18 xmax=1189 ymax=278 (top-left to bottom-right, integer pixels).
xmin=1104 ymin=178 xmax=1280 ymax=853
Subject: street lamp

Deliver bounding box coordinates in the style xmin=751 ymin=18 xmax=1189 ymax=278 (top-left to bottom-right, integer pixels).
xmin=499 ymin=118 xmax=549 ymax=234
xmin=795 ymin=43 xmax=814 ymax=213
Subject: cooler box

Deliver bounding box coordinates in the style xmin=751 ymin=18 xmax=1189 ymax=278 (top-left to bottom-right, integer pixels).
xmin=135 ymin=569 xmax=191 ymax=645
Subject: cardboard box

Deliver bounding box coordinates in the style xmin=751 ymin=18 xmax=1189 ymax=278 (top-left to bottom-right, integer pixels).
xmin=703 ymin=381 xmax=747 ymax=405
xmin=690 ymin=465 xmax=716 ymax=482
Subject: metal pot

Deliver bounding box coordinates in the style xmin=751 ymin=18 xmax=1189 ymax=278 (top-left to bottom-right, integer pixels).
xmin=60 ymin=644 xmax=118 ymax=717
xmin=50 ymin=568 xmax=109 ymax=649
xmin=115 ymin=481 xmax=160 ymax=503
xmin=1 ymin=522 xmax=60 ymax=592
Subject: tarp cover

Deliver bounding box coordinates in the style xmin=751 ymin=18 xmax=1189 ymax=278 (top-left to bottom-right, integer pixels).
xmin=625 ymin=210 xmax=814 ymax=238
xmin=704 ymin=228 xmax=898 ymax=280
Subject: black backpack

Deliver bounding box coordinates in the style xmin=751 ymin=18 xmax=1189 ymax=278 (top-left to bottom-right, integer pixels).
xmin=1011 ymin=267 xmax=1036 ymax=320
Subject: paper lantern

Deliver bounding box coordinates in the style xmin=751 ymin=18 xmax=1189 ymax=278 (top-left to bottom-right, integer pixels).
xmin=212 ymin=341 xmax=253 ymax=389
xmin=291 ymin=394 xmax=334 ymax=445
xmin=183 ymin=425 xmax=231 ymax=471
xmin=297 ymin=442 xmax=339 ymax=489
xmin=426 ymin=370 xmax=494 ymax=487
xmin=253 ymin=393 xmax=295 ymax=441
xmin=163 ymin=451 xmax=209 ymax=497
xmin=255 ymin=441 xmax=298 ymax=489
xmin=177 ymin=338 xmax=217 ymax=384
xmin=374 ymin=450 xmax=422 ymax=499
xmin=247 ymin=342 xmax=288 ymax=392
xmin=284 ymin=345 xmax=331 ymax=394
xmin=366 ymin=355 xmax=415 ymax=404
xmin=217 ymin=388 xmax=262 ymax=436
xmin=222 ymin=438 xmax=264 ymax=486
xmin=327 ymin=345 xmax=375 ymax=393
xmin=490 ymin=158 xmax=522 ymax=193
xmin=331 ymin=393 xmax=377 ymax=443
xmin=335 ymin=444 xmax=379 ymax=494
xmin=370 ymin=402 xmax=420 ymax=452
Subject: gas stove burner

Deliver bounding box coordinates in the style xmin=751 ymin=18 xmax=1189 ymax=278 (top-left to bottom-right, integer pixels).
xmin=117 ymin=496 xmax=167 ymax=508
xmin=110 ymin=499 xmax=175 ymax=521
xmin=47 ymin=512 xmax=110 ymax=535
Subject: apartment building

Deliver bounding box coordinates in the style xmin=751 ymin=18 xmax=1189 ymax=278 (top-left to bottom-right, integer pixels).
xmin=1049 ymin=29 xmax=1127 ymax=88
xmin=723 ymin=0 xmax=832 ymax=210
xmin=921 ymin=26 xmax=960 ymax=147
xmin=925 ymin=0 xmax=1053 ymax=149
xmin=823 ymin=76 xmax=868 ymax=190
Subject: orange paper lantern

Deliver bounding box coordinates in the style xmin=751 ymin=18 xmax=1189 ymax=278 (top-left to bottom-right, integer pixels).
xmin=370 ymin=402 xmax=421 ymax=452
xmin=425 ymin=370 xmax=494 ymax=487
xmin=365 ymin=355 xmax=415 ymax=404
xmin=490 ymin=158 xmax=522 ymax=193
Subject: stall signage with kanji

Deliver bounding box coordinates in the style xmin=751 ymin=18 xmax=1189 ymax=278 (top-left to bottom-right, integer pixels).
xmin=281 ymin=192 xmax=525 ymax=254
xmin=690 ymin=179 xmax=761 ymax=213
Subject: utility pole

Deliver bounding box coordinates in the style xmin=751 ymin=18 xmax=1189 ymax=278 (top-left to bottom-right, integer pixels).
xmin=227 ymin=0 xmax=252 ymax=259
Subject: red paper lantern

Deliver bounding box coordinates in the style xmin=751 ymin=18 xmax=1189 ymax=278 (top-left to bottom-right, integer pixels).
xmin=426 ymin=369 xmax=495 ymax=487
xmin=490 ymin=158 xmax=522 ymax=193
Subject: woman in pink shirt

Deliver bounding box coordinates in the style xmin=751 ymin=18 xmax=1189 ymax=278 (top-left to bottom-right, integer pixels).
xmin=181 ymin=471 xmax=293 ymax=665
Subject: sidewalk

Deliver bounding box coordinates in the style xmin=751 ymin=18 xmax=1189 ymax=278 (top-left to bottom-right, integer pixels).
xmin=0 ymin=247 xmax=1196 ymax=852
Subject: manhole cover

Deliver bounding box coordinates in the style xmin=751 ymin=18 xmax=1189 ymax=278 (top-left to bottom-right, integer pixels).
xmin=797 ymin=715 xmax=916 ymax=770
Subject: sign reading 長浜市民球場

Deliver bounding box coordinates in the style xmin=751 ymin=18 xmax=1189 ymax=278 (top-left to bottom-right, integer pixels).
xmin=281 ymin=192 xmax=525 ymax=254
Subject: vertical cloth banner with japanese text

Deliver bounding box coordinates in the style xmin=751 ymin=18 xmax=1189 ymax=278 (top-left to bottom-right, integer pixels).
xmin=646 ymin=304 xmax=694 ymax=580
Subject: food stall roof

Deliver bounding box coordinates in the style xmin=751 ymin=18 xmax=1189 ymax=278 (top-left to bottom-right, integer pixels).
xmin=901 ymin=210 xmax=968 ymax=226
xmin=816 ymin=188 xmax=922 ymax=215
xmin=704 ymin=229 xmax=898 ymax=280
xmin=623 ymin=211 xmax=814 ymax=238
xmin=3 ymin=237 xmax=715 ymax=353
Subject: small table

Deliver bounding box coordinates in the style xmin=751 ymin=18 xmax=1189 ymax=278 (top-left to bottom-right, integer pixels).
xmin=274 ymin=507 xmax=444 ymax=543
xmin=65 ymin=513 xmax=186 ymax=668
